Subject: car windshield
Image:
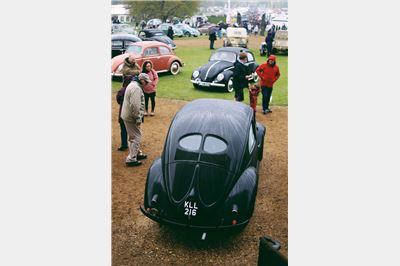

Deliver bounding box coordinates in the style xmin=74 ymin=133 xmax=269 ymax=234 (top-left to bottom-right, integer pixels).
xmin=209 ymin=51 xmax=236 ymax=63
xmin=125 ymin=45 xmax=142 ymax=54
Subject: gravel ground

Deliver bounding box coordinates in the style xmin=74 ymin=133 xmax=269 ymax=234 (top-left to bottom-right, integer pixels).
xmin=112 ymin=96 xmax=288 ymax=265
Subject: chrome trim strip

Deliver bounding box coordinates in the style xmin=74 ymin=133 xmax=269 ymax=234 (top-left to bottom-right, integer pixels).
xmin=205 ymin=61 xmax=220 ymax=80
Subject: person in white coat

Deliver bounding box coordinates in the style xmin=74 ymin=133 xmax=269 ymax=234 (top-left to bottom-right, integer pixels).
xmin=120 ymin=73 xmax=150 ymax=167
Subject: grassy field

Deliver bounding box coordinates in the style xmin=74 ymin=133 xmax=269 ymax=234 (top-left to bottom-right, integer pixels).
xmin=112 ymin=38 xmax=288 ymax=106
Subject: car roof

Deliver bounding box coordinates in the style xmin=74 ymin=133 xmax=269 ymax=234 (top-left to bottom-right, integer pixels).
xmin=142 ymin=29 xmax=164 ymax=33
xmin=111 ymin=34 xmax=141 ymax=41
xmin=215 ymin=47 xmax=251 ymax=54
xmin=127 ymin=41 xmax=169 ymax=48
xmin=165 ymin=99 xmax=253 ymax=171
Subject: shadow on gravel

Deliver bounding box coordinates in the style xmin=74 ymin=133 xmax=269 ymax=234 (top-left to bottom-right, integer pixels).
xmin=153 ymin=224 xmax=245 ymax=250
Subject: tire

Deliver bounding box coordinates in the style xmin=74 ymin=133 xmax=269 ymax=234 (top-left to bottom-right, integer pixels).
xmin=185 ymin=32 xmax=191 ymax=37
xmin=225 ymin=77 xmax=234 ymax=93
xmin=169 ymin=61 xmax=180 ymax=75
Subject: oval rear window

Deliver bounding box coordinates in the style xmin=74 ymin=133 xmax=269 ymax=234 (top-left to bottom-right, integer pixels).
xmin=203 ymin=136 xmax=227 ymax=154
xmin=179 ymin=134 xmax=202 ymax=151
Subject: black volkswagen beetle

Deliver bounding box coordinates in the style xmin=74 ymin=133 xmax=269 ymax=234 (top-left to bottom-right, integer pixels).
xmin=138 ymin=29 xmax=177 ymax=50
xmin=190 ymin=47 xmax=259 ymax=92
xmin=111 ymin=34 xmax=142 ymax=58
xmin=140 ymin=99 xmax=266 ymax=232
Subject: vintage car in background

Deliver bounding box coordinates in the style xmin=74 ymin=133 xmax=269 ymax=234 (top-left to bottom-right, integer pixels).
xmin=111 ymin=24 xmax=137 ymax=35
xmin=138 ymin=29 xmax=176 ymax=49
xmin=158 ymin=23 xmax=184 ymax=37
xmin=272 ymin=30 xmax=288 ymax=55
xmin=146 ymin=18 xmax=162 ymax=28
xmin=111 ymin=34 xmax=142 ymax=58
xmin=191 ymin=47 xmax=259 ymax=92
xmin=196 ymin=23 xmax=217 ymax=35
xmin=111 ymin=41 xmax=183 ymax=77
xmin=223 ymin=27 xmax=248 ymax=48
xmin=174 ymin=23 xmax=200 ymax=37
xmin=140 ymin=98 xmax=266 ymax=231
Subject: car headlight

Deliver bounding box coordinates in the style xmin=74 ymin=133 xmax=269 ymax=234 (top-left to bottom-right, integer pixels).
xmin=216 ymin=73 xmax=224 ymax=82
xmin=193 ymin=70 xmax=200 ymax=78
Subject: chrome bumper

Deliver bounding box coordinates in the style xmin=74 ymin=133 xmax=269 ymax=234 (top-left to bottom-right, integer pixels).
xmin=190 ymin=79 xmax=225 ymax=87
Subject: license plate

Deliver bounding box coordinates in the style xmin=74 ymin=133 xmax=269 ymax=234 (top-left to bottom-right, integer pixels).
xmin=184 ymin=201 xmax=198 ymax=217
xmin=198 ymin=81 xmax=210 ymax=87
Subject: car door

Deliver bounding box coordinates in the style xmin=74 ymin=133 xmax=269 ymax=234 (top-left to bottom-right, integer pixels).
xmin=143 ymin=47 xmax=161 ymax=71
xmin=158 ymin=46 xmax=173 ymax=71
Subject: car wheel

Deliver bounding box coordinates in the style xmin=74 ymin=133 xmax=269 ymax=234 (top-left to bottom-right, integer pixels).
xmin=225 ymin=77 xmax=234 ymax=93
xmin=185 ymin=32 xmax=191 ymax=37
xmin=169 ymin=61 xmax=180 ymax=75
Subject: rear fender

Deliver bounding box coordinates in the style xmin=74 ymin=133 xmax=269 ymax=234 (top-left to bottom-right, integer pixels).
xmin=224 ymin=167 xmax=257 ymax=220
xmin=256 ymin=122 xmax=266 ymax=161
xmin=143 ymin=157 xmax=166 ymax=209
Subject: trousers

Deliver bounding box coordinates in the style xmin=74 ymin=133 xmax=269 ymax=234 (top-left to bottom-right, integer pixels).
xmin=261 ymin=86 xmax=273 ymax=111
xmin=123 ymin=120 xmax=141 ymax=162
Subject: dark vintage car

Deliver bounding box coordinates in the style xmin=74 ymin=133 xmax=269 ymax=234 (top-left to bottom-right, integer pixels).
xmin=138 ymin=29 xmax=176 ymax=49
xmin=111 ymin=34 xmax=142 ymax=58
xmin=140 ymin=99 xmax=266 ymax=231
xmin=191 ymin=47 xmax=259 ymax=92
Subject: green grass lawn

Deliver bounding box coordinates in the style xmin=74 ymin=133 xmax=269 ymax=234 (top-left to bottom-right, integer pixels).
xmin=112 ymin=44 xmax=288 ymax=106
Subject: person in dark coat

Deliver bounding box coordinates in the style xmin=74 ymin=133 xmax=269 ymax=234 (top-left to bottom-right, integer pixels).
xmin=116 ymin=86 xmax=128 ymax=151
xmin=209 ymin=30 xmax=217 ymax=49
xmin=167 ymin=26 xmax=174 ymax=40
xmin=232 ymin=52 xmax=252 ymax=102
xmin=237 ymin=12 xmax=242 ymax=26
xmin=265 ymin=30 xmax=275 ymax=57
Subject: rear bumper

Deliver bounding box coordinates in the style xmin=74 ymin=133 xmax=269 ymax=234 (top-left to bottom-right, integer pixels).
xmin=140 ymin=206 xmax=249 ymax=231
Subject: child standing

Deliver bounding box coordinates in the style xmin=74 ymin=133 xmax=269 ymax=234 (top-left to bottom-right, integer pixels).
xmin=249 ymin=84 xmax=261 ymax=113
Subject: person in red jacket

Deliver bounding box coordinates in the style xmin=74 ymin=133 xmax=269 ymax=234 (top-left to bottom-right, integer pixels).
xmin=255 ymin=55 xmax=281 ymax=114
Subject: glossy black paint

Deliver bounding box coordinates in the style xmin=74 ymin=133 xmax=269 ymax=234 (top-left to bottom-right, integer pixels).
xmin=191 ymin=47 xmax=259 ymax=91
xmin=138 ymin=29 xmax=177 ymax=49
xmin=141 ymin=99 xmax=266 ymax=230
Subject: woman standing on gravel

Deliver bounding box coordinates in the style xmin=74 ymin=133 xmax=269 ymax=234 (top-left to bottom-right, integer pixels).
xmin=141 ymin=61 xmax=159 ymax=116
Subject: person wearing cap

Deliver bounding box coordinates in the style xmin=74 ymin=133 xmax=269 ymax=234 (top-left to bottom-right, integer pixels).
xmin=120 ymin=73 xmax=148 ymax=167
xmin=232 ymin=52 xmax=252 ymax=102
xmin=115 ymin=55 xmax=140 ymax=152
xmin=255 ymin=55 xmax=281 ymax=114
xmin=121 ymin=55 xmax=140 ymax=88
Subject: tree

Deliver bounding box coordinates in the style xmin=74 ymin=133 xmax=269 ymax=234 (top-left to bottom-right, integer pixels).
xmin=128 ymin=1 xmax=200 ymax=22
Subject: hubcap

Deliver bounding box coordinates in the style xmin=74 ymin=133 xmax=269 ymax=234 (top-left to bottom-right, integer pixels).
xmin=227 ymin=79 xmax=233 ymax=92
xmin=171 ymin=63 xmax=179 ymax=74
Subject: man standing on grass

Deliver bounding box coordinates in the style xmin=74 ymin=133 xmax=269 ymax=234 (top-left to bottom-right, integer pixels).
xmin=256 ymin=55 xmax=281 ymax=114
xmin=233 ymin=52 xmax=252 ymax=102
xmin=121 ymin=74 xmax=149 ymax=167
